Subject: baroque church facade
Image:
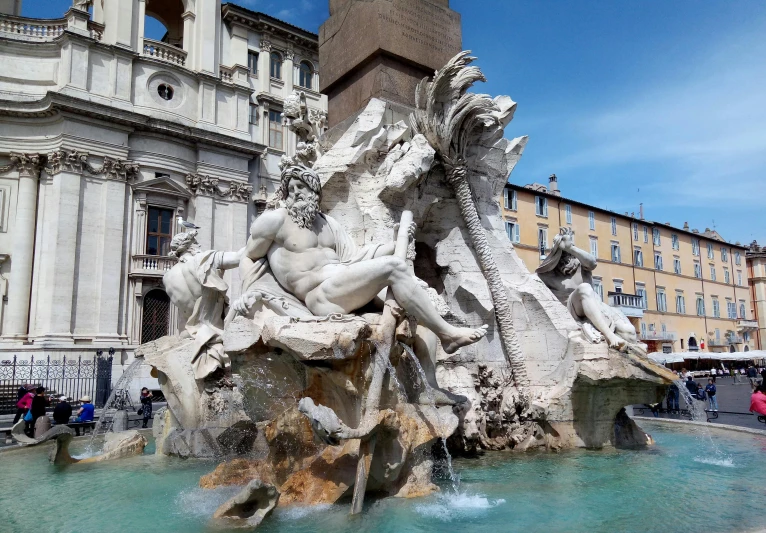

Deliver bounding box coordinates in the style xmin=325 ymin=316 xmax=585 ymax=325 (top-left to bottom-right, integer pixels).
xmin=0 ymin=0 xmax=326 ymax=393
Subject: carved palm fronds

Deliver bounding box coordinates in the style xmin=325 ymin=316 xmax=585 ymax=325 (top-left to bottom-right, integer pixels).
xmin=411 ymin=51 xmax=529 ymax=392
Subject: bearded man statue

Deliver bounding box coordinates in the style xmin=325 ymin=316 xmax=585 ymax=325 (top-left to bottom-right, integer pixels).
xmin=233 ymin=164 xmax=487 ymax=355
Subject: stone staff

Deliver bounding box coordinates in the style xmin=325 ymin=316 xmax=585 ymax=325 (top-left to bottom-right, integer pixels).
xmin=350 ymin=210 xmax=414 ymax=515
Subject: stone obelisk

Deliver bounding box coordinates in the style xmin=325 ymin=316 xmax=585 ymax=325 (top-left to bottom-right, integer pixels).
xmin=319 ymin=0 xmax=462 ymax=127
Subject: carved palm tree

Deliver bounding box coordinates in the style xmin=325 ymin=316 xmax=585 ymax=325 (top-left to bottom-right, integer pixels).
xmin=410 ymin=51 xmax=529 ymax=391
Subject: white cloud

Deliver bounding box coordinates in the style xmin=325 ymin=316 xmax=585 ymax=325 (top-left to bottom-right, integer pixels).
xmin=546 ymin=25 xmax=766 ymax=208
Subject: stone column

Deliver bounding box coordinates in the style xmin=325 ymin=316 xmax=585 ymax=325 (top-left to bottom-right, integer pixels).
xmin=259 ymin=39 xmax=272 ymax=94
xmin=136 ymin=0 xmax=146 ymax=55
xmin=182 ymin=10 xmax=196 ymax=65
xmin=3 ymin=155 xmax=42 ymax=341
xmin=284 ymin=48 xmax=295 ymax=92
xmin=97 ymin=179 xmax=128 ymax=341
xmin=44 ymin=170 xmax=82 ymax=341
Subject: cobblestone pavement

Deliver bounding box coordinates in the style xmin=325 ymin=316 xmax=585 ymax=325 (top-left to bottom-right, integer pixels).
xmin=638 ymin=375 xmax=766 ymax=431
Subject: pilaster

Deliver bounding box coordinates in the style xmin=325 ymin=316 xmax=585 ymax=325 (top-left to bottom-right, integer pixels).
xmin=0 ymin=153 xmax=44 ymax=342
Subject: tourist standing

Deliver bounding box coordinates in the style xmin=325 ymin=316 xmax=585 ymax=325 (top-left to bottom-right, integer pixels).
xmin=747 ymin=365 xmax=759 ymax=391
xmin=139 ymin=388 xmax=153 ymax=428
xmin=710 ymin=368 xmax=717 ymax=383
xmin=75 ymin=395 xmax=95 ymax=422
xmin=667 ymin=382 xmax=680 ymax=413
xmin=705 ymin=379 xmax=718 ymax=411
xmin=685 ymin=376 xmax=698 ymax=396
xmin=53 ymin=396 xmax=73 ymax=425
xmin=29 ymin=386 xmax=49 ymax=437
xmin=13 ymin=385 xmax=33 ymax=424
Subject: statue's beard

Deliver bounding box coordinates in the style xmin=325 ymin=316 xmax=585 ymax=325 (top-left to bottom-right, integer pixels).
xmin=286 ymin=194 xmax=319 ymax=229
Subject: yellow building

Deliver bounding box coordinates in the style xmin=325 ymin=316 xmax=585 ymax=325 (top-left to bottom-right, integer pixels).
xmin=502 ymin=175 xmax=757 ymax=355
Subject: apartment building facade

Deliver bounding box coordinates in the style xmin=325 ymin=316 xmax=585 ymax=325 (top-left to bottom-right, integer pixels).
xmin=502 ymin=176 xmax=756 ymax=354
xmin=746 ymin=242 xmax=766 ymax=350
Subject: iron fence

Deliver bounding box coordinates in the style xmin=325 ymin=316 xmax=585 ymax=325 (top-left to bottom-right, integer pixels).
xmin=0 ymin=354 xmax=113 ymax=414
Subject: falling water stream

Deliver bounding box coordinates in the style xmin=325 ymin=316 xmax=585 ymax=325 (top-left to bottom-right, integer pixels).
xmin=673 ymin=379 xmax=732 ymax=466
xmin=400 ymin=342 xmax=460 ymax=492
xmin=85 ymin=358 xmax=144 ymax=455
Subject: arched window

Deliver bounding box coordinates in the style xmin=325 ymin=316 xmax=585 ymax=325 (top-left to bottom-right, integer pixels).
xmin=270 ymin=52 xmax=282 ymax=79
xmin=142 ymin=290 xmax=170 ymax=343
xmin=298 ymin=60 xmax=313 ymax=89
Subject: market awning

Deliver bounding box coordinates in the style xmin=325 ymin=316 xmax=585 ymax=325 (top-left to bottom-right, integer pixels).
xmin=648 ymin=351 xmax=765 ymax=363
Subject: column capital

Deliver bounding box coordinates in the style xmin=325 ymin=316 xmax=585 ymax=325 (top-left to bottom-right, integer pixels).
xmin=0 ymin=153 xmax=45 ymax=177
xmin=260 ymin=39 xmax=272 ymax=52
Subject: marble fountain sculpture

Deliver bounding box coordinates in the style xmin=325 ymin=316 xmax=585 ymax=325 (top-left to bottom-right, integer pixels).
xmin=23 ymin=51 xmax=675 ymax=528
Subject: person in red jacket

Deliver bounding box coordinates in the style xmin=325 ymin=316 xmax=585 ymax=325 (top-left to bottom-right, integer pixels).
xmin=750 ymin=384 xmax=766 ymax=416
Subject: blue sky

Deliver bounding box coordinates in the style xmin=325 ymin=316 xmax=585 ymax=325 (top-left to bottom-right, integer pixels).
xmin=23 ymin=1 xmax=766 ymax=244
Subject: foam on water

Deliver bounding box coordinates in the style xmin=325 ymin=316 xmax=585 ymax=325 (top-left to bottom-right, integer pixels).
xmin=277 ymin=504 xmax=333 ymax=520
xmin=694 ymin=456 xmax=736 ymax=467
xmin=174 ymin=486 xmax=241 ymax=518
xmin=414 ymin=492 xmax=506 ymax=521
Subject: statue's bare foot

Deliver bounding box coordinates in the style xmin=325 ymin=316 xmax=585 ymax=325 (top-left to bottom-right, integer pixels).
xmin=441 ymin=325 xmax=488 ymax=354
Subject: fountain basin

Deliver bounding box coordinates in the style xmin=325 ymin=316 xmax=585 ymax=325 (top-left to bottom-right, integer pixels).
xmin=0 ymin=422 xmax=764 ymax=532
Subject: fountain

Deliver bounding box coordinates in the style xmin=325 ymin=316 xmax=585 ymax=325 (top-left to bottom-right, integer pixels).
xmin=8 ymin=50 xmax=757 ymax=532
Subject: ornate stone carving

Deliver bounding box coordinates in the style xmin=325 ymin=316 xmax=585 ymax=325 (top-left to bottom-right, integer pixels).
xmin=185 ymin=173 xmax=253 ymax=202
xmin=279 ymin=91 xmax=328 ymax=169
xmin=411 ymin=51 xmax=529 ymax=394
xmin=44 ymin=149 xmax=140 ymax=180
xmin=259 ymin=39 xmax=272 ymax=52
xmin=0 ymin=153 xmax=45 ymax=175
xmin=284 ymin=49 xmax=294 ymax=61
xmin=536 ymin=227 xmax=646 ymax=355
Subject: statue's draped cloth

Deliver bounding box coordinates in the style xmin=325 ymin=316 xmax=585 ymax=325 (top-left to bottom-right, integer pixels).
xmin=239 ymin=213 xmax=382 ymax=318
xmin=166 ymin=250 xmax=230 ymax=379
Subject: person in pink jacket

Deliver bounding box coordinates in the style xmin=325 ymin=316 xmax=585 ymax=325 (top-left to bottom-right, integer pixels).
xmin=750 ymin=385 xmax=766 ymax=416
xmin=14 ymin=386 xmax=34 ymax=424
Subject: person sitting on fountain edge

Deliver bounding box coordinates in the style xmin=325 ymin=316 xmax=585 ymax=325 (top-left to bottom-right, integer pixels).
xmin=234 ymin=165 xmax=487 ymax=354
xmin=75 ymin=395 xmax=95 ymax=423
xmin=750 ymin=384 xmax=766 ymax=416
xmin=53 ymin=395 xmax=73 ymax=425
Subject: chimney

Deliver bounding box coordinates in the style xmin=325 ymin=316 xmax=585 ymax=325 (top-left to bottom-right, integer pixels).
xmin=548 ymin=174 xmax=560 ymax=196
xmin=683 ymin=222 xmax=689 ymax=230
xmin=639 ymin=203 xmax=644 ymax=220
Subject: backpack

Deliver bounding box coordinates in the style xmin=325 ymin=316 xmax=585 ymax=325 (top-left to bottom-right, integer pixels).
xmin=697 ymin=389 xmax=706 ymax=400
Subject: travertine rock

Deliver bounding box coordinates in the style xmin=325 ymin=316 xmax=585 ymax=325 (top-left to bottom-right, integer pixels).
xmin=211 ymin=479 xmax=280 ymax=529
xmin=261 ymin=316 xmax=371 ymax=361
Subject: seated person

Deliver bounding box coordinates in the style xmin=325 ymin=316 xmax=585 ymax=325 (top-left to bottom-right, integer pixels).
xmin=52 ymin=395 xmax=72 ymax=425
xmin=750 ymin=385 xmax=766 ymax=416
xmin=75 ymin=395 xmax=95 ymax=422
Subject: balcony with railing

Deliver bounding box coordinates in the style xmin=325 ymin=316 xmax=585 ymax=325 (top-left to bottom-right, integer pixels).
xmin=131 ymin=255 xmax=176 ymax=277
xmin=640 ymin=330 xmax=677 ymax=342
xmin=0 ymin=15 xmax=67 ymax=41
xmin=608 ymin=291 xmax=644 ymax=318
xmin=143 ymin=38 xmax=187 ymax=67
xmin=737 ymin=319 xmax=759 ymax=331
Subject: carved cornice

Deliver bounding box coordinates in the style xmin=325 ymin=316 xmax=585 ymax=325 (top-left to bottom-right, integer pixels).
xmin=185 ymin=174 xmax=253 ymax=202
xmin=45 ymin=149 xmax=140 ymax=181
xmin=0 ymin=153 xmax=46 ymax=175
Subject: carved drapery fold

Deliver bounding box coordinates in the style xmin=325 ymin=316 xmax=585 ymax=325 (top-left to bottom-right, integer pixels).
xmin=185 ymin=174 xmax=253 ymax=202
xmin=45 ymin=149 xmax=140 ymax=180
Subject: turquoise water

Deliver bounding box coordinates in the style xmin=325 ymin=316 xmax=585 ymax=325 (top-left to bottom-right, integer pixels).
xmin=1 ymin=422 xmax=765 ymax=533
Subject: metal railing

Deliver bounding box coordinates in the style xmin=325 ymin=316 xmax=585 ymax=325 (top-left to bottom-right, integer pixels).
xmin=737 ymin=319 xmax=758 ymax=330
xmin=640 ymin=331 xmax=678 ymax=341
xmin=608 ymin=291 xmax=644 ymax=309
xmin=0 ymin=354 xmax=112 ymax=415
xmin=132 ymin=255 xmax=176 ymax=274
xmin=0 ymin=15 xmax=67 ymax=41
xmin=143 ymin=38 xmax=187 ymax=67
